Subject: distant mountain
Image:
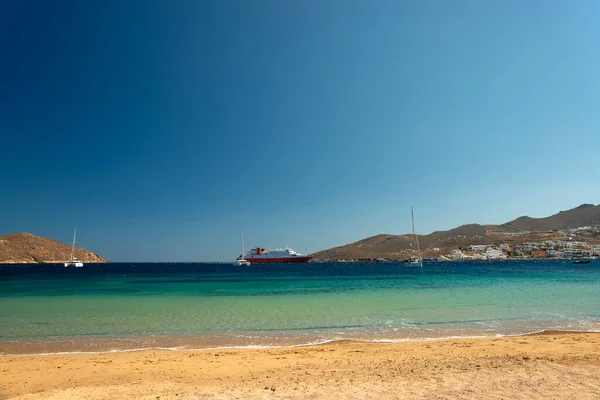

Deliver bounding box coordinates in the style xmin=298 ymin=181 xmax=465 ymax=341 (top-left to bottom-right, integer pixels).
xmin=0 ymin=233 xmax=107 ymax=264
xmin=500 ymin=204 xmax=600 ymax=231
xmin=310 ymin=204 xmax=600 ymax=261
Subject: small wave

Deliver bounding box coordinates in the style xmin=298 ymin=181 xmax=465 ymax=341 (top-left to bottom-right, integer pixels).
xmin=0 ymin=346 xmax=185 ymax=357
xmin=3 ymin=329 xmax=599 ymax=357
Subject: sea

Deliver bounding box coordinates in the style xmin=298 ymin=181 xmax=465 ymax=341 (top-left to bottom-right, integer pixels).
xmin=1 ymin=260 xmax=599 ymax=355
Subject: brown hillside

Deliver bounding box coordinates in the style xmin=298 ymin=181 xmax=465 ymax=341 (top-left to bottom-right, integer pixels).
xmin=311 ymin=204 xmax=600 ymax=261
xmin=0 ymin=233 xmax=107 ymax=264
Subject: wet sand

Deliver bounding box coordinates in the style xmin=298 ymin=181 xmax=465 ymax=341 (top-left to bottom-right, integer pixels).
xmin=1 ymin=331 xmax=599 ymax=399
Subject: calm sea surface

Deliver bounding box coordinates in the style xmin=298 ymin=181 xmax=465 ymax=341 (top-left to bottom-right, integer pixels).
xmin=1 ymin=260 xmax=599 ymax=354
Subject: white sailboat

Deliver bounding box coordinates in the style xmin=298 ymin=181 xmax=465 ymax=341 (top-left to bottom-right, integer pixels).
xmin=407 ymin=207 xmax=423 ymax=268
xmin=64 ymin=228 xmax=84 ymax=267
xmin=235 ymin=231 xmax=251 ymax=266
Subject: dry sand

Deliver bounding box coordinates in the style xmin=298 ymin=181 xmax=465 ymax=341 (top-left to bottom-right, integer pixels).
xmin=1 ymin=331 xmax=599 ymax=400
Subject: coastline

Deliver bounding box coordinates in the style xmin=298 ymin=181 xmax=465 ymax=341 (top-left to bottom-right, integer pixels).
xmin=3 ymin=321 xmax=600 ymax=357
xmin=2 ymin=331 xmax=599 ymax=399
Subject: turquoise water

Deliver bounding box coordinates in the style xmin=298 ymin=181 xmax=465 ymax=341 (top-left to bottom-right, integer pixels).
xmin=1 ymin=261 xmax=599 ymax=354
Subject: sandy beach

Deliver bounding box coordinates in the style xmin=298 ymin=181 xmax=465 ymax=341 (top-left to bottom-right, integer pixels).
xmin=1 ymin=331 xmax=599 ymax=399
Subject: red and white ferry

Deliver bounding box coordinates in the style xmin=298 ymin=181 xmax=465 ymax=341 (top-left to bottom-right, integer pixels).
xmin=239 ymin=247 xmax=312 ymax=264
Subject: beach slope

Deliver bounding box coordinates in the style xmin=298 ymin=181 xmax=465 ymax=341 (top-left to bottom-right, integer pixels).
xmin=1 ymin=332 xmax=599 ymax=399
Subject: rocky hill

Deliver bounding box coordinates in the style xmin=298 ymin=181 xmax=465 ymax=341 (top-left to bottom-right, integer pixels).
xmin=0 ymin=233 xmax=107 ymax=264
xmin=311 ymin=204 xmax=600 ymax=261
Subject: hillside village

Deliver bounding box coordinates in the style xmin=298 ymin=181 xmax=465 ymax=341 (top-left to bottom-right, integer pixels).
xmin=444 ymin=226 xmax=600 ymax=261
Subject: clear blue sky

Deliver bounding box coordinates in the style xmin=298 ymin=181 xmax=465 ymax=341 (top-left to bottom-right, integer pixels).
xmin=1 ymin=1 xmax=599 ymax=261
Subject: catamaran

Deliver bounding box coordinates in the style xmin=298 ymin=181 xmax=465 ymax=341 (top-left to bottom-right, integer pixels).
xmin=407 ymin=207 xmax=423 ymax=268
xmin=64 ymin=228 xmax=84 ymax=267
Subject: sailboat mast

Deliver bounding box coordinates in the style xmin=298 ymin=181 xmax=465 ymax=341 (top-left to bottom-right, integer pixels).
xmin=71 ymin=228 xmax=76 ymax=260
xmin=241 ymin=230 xmax=244 ymax=256
xmin=411 ymin=207 xmax=422 ymax=263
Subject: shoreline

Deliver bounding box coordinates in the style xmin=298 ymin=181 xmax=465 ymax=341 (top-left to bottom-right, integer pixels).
xmin=2 ymin=331 xmax=599 ymax=399
xmin=2 ymin=328 xmax=600 ymax=356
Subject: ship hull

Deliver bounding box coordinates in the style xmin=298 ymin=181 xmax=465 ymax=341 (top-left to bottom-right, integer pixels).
xmin=245 ymin=256 xmax=312 ymax=264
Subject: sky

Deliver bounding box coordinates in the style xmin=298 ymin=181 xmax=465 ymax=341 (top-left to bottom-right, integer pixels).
xmin=1 ymin=1 xmax=599 ymax=261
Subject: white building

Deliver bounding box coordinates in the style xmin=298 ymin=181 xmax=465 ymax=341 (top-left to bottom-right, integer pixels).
xmin=546 ymin=249 xmax=558 ymax=257
xmin=523 ymin=243 xmax=538 ymax=252
xmin=563 ymin=249 xmax=589 ymax=258
xmin=500 ymin=244 xmax=509 ymax=251
xmin=563 ymin=249 xmax=574 ymax=258
xmin=485 ymin=249 xmax=506 ymax=260
xmin=451 ymin=249 xmax=464 ymax=260
xmin=572 ymin=241 xmax=588 ymax=248
xmin=468 ymin=245 xmax=487 ymax=252
xmin=540 ymin=241 xmax=556 ymax=250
